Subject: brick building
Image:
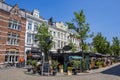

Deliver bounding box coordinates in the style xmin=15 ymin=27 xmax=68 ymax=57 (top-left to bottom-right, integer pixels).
xmin=0 ymin=2 xmax=26 ymax=66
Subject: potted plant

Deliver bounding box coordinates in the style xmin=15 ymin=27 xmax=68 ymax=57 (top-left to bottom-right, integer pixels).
xmin=51 ymin=60 xmax=59 ymax=76
xmin=27 ymin=59 xmax=32 ymax=72
xmin=82 ymin=60 xmax=86 ymax=72
xmin=96 ymin=61 xmax=104 ymax=68
xmin=59 ymin=65 xmax=63 ymax=73
xmin=71 ymin=60 xmax=80 ymax=75
xmin=67 ymin=66 xmax=72 ymax=75
xmin=31 ymin=60 xmax=37 ymax=74
xmin=90 ymin=61 xmax=95 ymax=69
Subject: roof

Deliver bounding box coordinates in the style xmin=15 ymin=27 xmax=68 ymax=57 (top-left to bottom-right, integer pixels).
xmin=68 ymin=29 xmax=78 ymax=35
xmin=0 ymin=2 xmax=26 ymax=18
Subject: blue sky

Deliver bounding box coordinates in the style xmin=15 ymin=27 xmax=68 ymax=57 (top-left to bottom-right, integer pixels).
xmin=6 ymin=0 xmax=120 ymax=43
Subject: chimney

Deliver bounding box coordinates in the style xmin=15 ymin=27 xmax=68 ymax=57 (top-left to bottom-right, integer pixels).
xmin=48 ymin=17 xmax=53 ymax=25
xmin=0 ymin=0 xmax=5 ymax=2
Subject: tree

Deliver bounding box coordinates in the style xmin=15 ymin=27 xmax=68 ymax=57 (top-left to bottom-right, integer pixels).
xmin=111 ymin=37 xmax=120 ymax=56
xmin=66 ymin=22 xmax=76 ymax=30
xmin=92 ymin=32 xmax=110 ymax=54
xmin=68 ymin=40 xmax=77 ymax=52
xmin=105 ymin=41 xmax=112 ymax=54
xmin=73 ymin=10 xmax=93 ymax=51
xmin=82 ymin=42 xmax=90 ymax=52
xmin=36 ymin=23 xmax=54 ymax=61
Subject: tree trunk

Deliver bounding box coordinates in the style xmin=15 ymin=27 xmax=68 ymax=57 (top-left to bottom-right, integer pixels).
xmin=44 ymin=52 xmax=49 ymax=61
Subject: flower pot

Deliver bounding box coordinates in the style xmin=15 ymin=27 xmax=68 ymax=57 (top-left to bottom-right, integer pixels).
xmin=32 ymin=68 xmax=37 ymax=74
xmin=52 ymin=71 xmax=57 ymax=76
xmin=60 ymin=68 xmax=63 ymax=73
xmin=99 ymin=65 xmax=103 ymax=68
xmin=67 ymin=70 xmax=72 ymax=75
xmin=73 ymin=69 xmax=77 ymax=75
xmin=73 ymin=70 xmax=77 ymax=75
xmin=27 ymin=68 xmax=31 ymax=72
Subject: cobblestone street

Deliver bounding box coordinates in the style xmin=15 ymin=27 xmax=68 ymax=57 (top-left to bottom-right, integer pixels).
xmin=0 ymin=63 xmax=120 ymax=80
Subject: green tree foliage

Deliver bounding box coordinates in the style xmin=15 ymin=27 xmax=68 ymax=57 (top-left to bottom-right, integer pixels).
xmin=66 ymin=22 xmax=76 ymax=29
xmin=93 ymin=32 xmax=110 ymax=54
xmin=66 ymin=10 xmax=93 ymax=52
xmin=73 ymin=10 xmax=93 ymax=51
xmin=111 ymin=37 xmax=120 ymax=56
xmin=105 ymin=41 xmax=112 ymax=54
xmin=82 ymin=42 xmax=90 ymax=52
xmin=68 ymin=41 xmax=77 ymax=52
xmin=74 ymin=10 xmax=85 ymax=25
xmin=36 ymin=24 xmax=54 ymax=61
xmin=70 ymin=60 xmax=80 ymax=69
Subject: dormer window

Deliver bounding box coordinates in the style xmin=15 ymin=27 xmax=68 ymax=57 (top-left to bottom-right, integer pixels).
xmin=33 ymin=9 xmax=39 ymax=18
xmin=14 ymin=10 xmax=18 ymax=15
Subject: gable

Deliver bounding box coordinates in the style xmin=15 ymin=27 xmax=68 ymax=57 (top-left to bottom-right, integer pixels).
xmin=9 ymin=4 xmax=21 ymax=17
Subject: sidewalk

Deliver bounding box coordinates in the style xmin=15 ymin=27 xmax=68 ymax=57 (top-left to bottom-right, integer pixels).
xmin=57 ymin=62 xmax=120 ymax=76
xmin=24 ymin=62 xmax=120 ymax=76
xmin=87 ymin=62 xmax=120 ymax=74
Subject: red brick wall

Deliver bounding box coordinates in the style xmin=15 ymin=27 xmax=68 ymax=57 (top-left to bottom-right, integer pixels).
xmin=0 ymin=6 xmax=26 ymax=63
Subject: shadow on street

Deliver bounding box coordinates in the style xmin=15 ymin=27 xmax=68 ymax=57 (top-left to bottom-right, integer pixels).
xmin=101 ymin=64 xmax=120 ymax=77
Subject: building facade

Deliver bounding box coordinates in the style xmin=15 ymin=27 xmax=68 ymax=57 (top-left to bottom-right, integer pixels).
xmin=0 ymin=1 xmax=81 ymax=67
xmin=48 ymin=22 xmax=68 ymax=52
xmin=24 ymin=9 xmax=46 ymax=64
xmin=25 ymin=9 xmax=45 ymax=52
xmin=0 ymin=2 xmax=26 ymax=66
xmin=67 ymin=29 xmax=81 ymax=51
xmin=48 ymin=22 xmax=81 ymax=53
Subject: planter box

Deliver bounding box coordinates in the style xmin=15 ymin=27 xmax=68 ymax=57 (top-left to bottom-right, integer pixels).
xmin=67 ymin=70 xmax=72 ymax=75
xmin=60 ymin=68 xmax=63 ymax=73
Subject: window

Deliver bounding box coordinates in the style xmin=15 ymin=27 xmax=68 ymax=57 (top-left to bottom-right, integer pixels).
xmin=13 ymin=20 xmax=17 ymax=29
xmin=50 ymin=31 xmax=52 ymax=35
xmin=53 ymin=32 xmax=56 ymax=37
xmin=8 ymin=20 xmax=12 ymax=28
xmin=9 ymin=56 xmax=12 ymax=62
xmin=61 ymin=41 xmax=63 ymax=48
xmin=54 ymin=44 xmax=56 ymax=49
xmin=5 ymin=55 xmax=8 ymax=62
xmin=28 ymin=23 xmax=32 ymax=30
xmin=27 ymin=33 xmax=32 ymax=44
xmin=7 ymin=38 xmax=11 ymax=44
xmin=7 ymin=32 xmax=20 ymax=46
xmin=58 ymin=32 xmax=60 ymax=38
xmin=58 ymin=41 xmax=60 ymax=48
xmin=32 ymin=34 xmax=36 ymax=43
xmin=5 ymin=50 xmax=19 ymax=63
xmin=64 ymin=42 xmax=66 ymax=46
xmin=34 ymin=24 xmax=38 ymax=31
xmin=18 ymin=21 xmax=21 ymax=30
xmin=8 ymin=19 xmax=21 ymax=30
xmin=64 ymin=34 xmax=66 ymax=39
xmin=15 ymin=56 xmax=18 ymax=62
xmin=14 ymin=10 xmax=18 ymax=15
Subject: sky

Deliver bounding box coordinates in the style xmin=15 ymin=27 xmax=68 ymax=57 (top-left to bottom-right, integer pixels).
xmin=5 ymin=0 xmax=120 ymax=43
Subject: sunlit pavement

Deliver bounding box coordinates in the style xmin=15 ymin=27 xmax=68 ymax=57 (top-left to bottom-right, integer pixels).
xmin=0 ymin=63 xmax=120 ymax=80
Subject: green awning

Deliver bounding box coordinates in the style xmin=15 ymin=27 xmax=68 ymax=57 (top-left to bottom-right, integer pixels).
xmin=69 ymin=56 xmax=82 ymax=59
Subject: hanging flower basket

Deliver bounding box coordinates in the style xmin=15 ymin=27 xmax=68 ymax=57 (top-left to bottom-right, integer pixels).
xmin=27 ymin=53 xmax=33 ymax=57
xmin=19 ymin=57 xmax=24 ymax=62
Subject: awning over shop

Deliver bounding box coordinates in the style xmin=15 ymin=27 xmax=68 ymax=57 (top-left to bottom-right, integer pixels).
xmin=26 ymin=49 xmax=41 ymax=55
xmin=69 ymin=56 xmax=82 ymax=59
xmin=32 ymin=54 xmax=41 ymax=58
